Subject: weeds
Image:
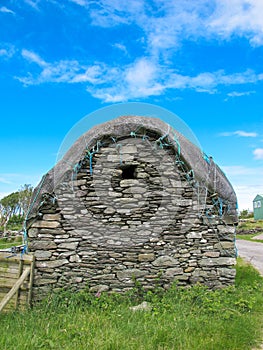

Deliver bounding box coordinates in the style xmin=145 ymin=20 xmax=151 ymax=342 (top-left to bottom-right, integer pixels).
xmin=0 ymin=259 xmax=263 ymax=350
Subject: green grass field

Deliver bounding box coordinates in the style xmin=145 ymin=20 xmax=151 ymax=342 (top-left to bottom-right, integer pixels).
xmin=0 ymin=258 xmax=263 ymax=350
xmin=237 ymin=220 xmax=263 ymax=231
xmin=237 ymin=219 xmax=263 ymax=243
xmin=0 ymin=237 xmax=23 ymax=250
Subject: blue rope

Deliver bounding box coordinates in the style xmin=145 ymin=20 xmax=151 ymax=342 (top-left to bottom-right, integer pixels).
xmin=218 ymin=197 xmax=223 ymax=217
xmin=171 ymin=130 xmax=181 ymax=156
xmin=21 ymin=173 xmax=48 ymax=256
xmin=203 ymin=152 xmax=211 ymax=164
xmin=142 ymin=134 xmax=149 ymax=141
xmin=234 ymin=236 xmax=238 ymax=258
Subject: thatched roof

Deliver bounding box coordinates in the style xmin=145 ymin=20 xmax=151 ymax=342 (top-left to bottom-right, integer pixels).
xmin=27 ymin=116 xmax=237 ymax=222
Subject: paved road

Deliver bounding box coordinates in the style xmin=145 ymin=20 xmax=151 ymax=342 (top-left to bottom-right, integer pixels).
xmin=236 ymin=239 xmax=263 ymax=276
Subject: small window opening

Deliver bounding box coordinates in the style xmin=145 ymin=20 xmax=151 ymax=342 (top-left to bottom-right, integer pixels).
xmin=121 ymin=164 xmax=137 ymax=179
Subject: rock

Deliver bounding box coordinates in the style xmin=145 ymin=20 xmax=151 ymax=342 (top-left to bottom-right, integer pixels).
xmin=36 ymin=259 xmax=69 ymax=269
xmin=152 ymin=256 xmax=178 ymax=267
xmin=29 ymin=241 xmax=57 ymax=250
xmin=138 ymin=253 xmax=155 ymax=262
xmin=43 ymin=214 xmax=61 ymax=221
xmin=165 ymin=267 xmax=184 ymax=276
xmin=214 ymin=242 xmax=234 ymax=249
xmin=199 ymin=257 xmax=236 ymax=267
xmin=186 ymin=232 xmax=203 ymax=239
xmin=204 ymin=251 xmax=220 ymax=258
xmin=69 ymin=254 xmax=82 ymax=263
xmin=34 ymin=250 xmax=52 ymax=260
xmin=117 ymin=269 xmax=145 ymax=281
xmin=129 ymin=301 xmax=152 ymax=312
xmin=89 ymin=284 xmax=109 ymax=293
xmin=58 ymin=242 xmax=79 ymax=250
xmin=31 ymin=220 xmax=61 ymax=229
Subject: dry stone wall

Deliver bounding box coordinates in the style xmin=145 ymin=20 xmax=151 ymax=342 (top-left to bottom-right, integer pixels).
xmin=28 ymin=134 xmax=236 ymax=300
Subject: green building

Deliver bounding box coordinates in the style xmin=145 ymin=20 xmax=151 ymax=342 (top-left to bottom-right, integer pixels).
xmin=253 ymin=194 xmax=263 ymax=220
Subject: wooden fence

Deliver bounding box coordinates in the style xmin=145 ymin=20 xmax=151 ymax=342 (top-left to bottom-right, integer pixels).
xmin=0 ymin=252 xmax=35 ymax=312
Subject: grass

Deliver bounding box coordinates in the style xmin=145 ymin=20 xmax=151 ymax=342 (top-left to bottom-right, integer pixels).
xmin=237 ymin=219 xmax=263 ymax=243
xmin=236 ymin=234 xmax=263 ymax=243
xmin=0 ymin=258 xmax=263 ymax=350
xmin=0 ymin=236 xmax=23 ymax=250
xmin=237 ymin=220 xmax=263 ymax=231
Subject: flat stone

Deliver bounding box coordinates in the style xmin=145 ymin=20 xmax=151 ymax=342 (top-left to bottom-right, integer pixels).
xmin=214 ymin=242 xmax=234 ymax=249
xmin=104 ymin=207 xmax=116 ymax=214
xmin=217 ymin=267 xmax=236 ymax=278
xmin=117 ymin=269 xmax=145 ymax=281
xmin=28 ymin=228 xmax=38 ymax=238
xmin=34 ymin=250 xmax=52 ymax=260
xmin=69 ymin=254 xmax=82 ymax=263
xmin=43 ymin=214 xmax=61 ymax=221
xmin=164 ymin=267 xmax=183 ymax=277
xmin=121 ymin=145 xmax=137 ymax=153
xmin=186 ymin=232 xmax=203 ymax=239
xmin=58 ymin=242 xmax=79 ymax=250
xmin=217 ymin=225 xmax=235 ymax=235
xmin=89 ymin=284 xmax=109 ymax=293
xmin=152 ymin=256 xmax=178 ymax=267
xmin=37 ymin=259 xmax=69 ymax=269
xmin=34 ymin=278 xmax=58 ymax=286
xmin=30 ymin=241 xmax=57 ymax=250
xmin=184 ymin=267 xmax=195 ymax=273
xmin=31 ymin=220 xmax=61 ymax=229
xmin=138 ymin=253 xmax=155 ymax=262
xmin=204 ymin=251 xmax=220 ymax=258
xmin=120 ymin=179 xmax=140 ymax=187
xmin=199 ymin=257 xmax=236 ymax=267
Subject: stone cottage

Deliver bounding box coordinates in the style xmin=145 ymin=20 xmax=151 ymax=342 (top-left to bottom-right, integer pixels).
xmin=26 ymin=116 xmax=238 ymax=300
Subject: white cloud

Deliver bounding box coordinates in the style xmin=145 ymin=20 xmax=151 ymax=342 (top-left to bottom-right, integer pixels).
xmin=113 ymin=43 xmax=128 ymax=55
xmin=125 ymin=58 xmax=157 ymax=88
xmin=18 ymin=50 xmax=105 ymax=85
xmin=253 ymin=148 xmax=263 ymax=160
xmin=0 ymin=177 xmax=12 ymax=185
xmin=222 ymin=165 xmax=259 ymax=176
xmin=234 ymin=184 xmax=263 ymax=211
xmin=86 ymin=0 xmax=263 ymax=61
xmin=0 ymin=173 xmax=41 ymax=199
xmin=94 ymin=67 xmax=263 ymax=102
xmin=24 ymin=0 xmax=40 ymax=10
xmin=22 ymin=49 xmax=47 ymax=67
xmin=69 ymin=0 xmax=89 ymax=6
xmin=88 ymin=58 xmax=165 ymax=102
xmin=0 ymin=6 xmax=15 ymax=15
xmin=0 ymin=44 xmax=15 ymax=59
xmin=89 ymin=0 xmax=144 ymax=28
xmin=220 ymin=130 xmax=258 ymax=137
xmin=225 ymin=90 xmax=256 ymax=101
xmin=208 ymin=0 xmax=263 ymax=47
xmin=18 ymin=49 xmax=263 ymax=101
xmin=221 ymin=165 xmax=263 ymax=210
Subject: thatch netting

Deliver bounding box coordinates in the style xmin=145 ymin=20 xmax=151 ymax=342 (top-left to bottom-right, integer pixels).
xmin=27 ymin=116 xmax=238 ymax=222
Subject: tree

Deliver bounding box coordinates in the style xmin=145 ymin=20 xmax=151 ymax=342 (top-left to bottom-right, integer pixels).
xmin=0 ymin=184 xmax=34 ymax=233
xmin=239 ymin=209 xmax=253 ymax=219
xmin=18 ymin=184 xmax=34 ymax=216
xmin=0 ymin=192 xmax=20 ymax=232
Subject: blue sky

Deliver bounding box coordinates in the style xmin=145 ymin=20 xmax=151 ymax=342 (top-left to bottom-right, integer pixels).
xmin=0 ymin=0 xmax=263 ymax=211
